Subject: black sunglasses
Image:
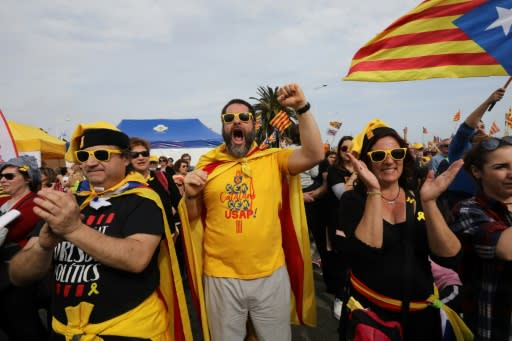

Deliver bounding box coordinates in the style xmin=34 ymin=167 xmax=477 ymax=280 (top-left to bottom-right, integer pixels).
xmin=340 ymin=145 xmax=349 ymax=152
xmin=222 ymin=112 xmax=253 ymax=123
xmin=75 ymin=149 xmax=122 ymax=163
xmin=130 ymin=151 xmax=150 ymax=158
xmin=0 ymin=173 xmax=16 ymax=180
xmin=480 ymin=136 xmax=512 ymax=151
xmin=367 ymin=148 xmax=407 ymax=163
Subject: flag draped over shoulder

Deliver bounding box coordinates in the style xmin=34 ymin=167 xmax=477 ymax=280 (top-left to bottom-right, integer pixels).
xmin=344 ymin=0 xmax=512 ymax=82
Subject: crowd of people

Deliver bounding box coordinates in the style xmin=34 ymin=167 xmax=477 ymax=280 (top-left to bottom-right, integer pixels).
xmin=0 ymin=84 xmax=510 ymax=340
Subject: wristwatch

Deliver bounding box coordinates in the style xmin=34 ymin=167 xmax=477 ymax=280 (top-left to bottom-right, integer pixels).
xmin=296 ymin=102 xmax=311 ymax=115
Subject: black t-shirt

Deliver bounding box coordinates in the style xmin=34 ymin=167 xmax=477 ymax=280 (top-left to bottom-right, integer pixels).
xmin=338 ymin=190 xmax=451 ymax=340
xmin=339 ymin=190 xmax=434 ymax=300
xmin=51 ymin=194 xmax=163 ymax=327
xmin=326 ymin=165 xmax=352 ymax=228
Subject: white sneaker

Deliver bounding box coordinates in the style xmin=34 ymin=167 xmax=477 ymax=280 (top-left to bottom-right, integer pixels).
xmin=333 ymin=298 xmax=343 ymax=320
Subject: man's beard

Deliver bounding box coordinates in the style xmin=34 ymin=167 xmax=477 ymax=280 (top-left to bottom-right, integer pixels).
xmin=223 ymin=127 xmax=256 ymax=158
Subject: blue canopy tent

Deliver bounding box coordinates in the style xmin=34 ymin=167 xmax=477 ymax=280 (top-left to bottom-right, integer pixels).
xmin=117 ymin=118 xmax=223 ymax=148
xmin=117 ymin=118 xmax=223 ymax=165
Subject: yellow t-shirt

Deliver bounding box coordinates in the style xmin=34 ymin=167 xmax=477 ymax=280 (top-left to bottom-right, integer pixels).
xmin=202 ymin=148 xmax=293 ymax=279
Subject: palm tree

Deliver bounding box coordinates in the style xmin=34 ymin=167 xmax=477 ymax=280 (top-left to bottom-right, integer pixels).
xmin=250 ymin=86 xmax=296 ymax=147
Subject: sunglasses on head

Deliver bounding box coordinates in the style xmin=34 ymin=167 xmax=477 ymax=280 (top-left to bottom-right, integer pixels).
xmin=221 ymin=112 xmax=253 ymax=123
xmin=75 ymin=149 xmax=122 ymax=163
xmin=367 ymin=148 xmax=407 ymax=163
xmin=130 ymin=151 xmax=150 ymax=158
xmin=0 ymin=173 xmax=16 ymax=181
xmin=480 ymin=136 xmax=512 ymax=151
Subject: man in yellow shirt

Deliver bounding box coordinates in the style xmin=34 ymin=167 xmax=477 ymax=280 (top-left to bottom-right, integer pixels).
xmin=181 ymin=83 xmax=323 ymax=341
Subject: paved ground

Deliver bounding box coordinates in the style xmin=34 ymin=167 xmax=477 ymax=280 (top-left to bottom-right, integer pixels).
xmin=291 ymin=266 xmax=340 ymax=341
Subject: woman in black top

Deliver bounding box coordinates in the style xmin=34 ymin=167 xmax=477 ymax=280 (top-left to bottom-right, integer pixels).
xmin=338 ymin=120 xmax=463 ymax=340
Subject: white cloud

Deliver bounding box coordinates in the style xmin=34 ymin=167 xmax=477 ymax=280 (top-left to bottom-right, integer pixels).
xmin=1 ymin=0 xmax=509 ymax=145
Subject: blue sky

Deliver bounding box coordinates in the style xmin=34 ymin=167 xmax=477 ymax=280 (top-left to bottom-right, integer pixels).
xmin=2 ymin=0 xmax=511 ymax=146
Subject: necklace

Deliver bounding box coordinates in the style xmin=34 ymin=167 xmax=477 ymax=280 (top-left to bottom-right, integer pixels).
xmin=381 ymin=187 xmax=401 ymax=204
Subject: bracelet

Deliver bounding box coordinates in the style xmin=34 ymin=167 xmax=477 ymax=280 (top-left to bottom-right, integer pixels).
xmin=295 ymin=102 xmax=311 ymax=115
xmin=367 ymin=191 xmax=382 ymax=196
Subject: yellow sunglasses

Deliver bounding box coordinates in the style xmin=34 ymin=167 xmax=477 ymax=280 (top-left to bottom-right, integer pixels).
xmin=221 ymin=112 xmax=253 ymax=123
xmin=367 ymin=148 xmax=407 ymax=163
xmin=75 ymin=149 xmax=122 ymax=163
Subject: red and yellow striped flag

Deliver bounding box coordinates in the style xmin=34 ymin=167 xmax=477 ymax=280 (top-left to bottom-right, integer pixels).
xmin=269 ymin=111 xmax=292 ymax=133
xmin=452 ymin=110 xmax=461 ymax=122
xmin=344 ymin=0 xmax=510 ymax=82
xmin=489 ymin=121 xmax=500 ymax=136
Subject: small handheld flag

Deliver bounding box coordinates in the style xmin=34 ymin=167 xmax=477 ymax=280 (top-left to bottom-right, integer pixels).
xmin=452 ymin=110 xmax=461 ymax=122
xmin=269 ymin=111 xmax=292 ymax=133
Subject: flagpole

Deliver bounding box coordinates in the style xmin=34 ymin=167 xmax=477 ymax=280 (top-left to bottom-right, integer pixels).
xmin=488 ymin=76 xmax=512 ymax=111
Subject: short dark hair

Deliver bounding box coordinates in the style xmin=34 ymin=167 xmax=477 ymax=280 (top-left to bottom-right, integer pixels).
xmin=174 ymin=159 xmax=189 ymax=172
xmin=221 ymin=99 xmax=255 ymax=117
xmin=129 ymin=137 xmax=150 ymax=152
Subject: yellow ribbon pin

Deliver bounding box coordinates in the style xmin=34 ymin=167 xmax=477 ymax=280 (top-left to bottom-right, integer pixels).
xmin=417 ymin=211 xmax=425 ymax=221
xmin=88 ymin=282 xmax=100 ymax=296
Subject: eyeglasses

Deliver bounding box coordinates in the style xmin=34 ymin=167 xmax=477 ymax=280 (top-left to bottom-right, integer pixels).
xmin=480 ymin=136 xmax=512 ymax=151
xmin=159 ymin=159 xmax=167 ymax=163
xmin=0 ymin=173 xmax=16 ymax=180
xmin=130 ymin=151 xmax=150 ymax=158
xmin=367 ymin=148 xmax=407 ymax=163
xmin=75 ymin=149 xmax=122 ymax=163
xmin=221 ymin=112 xmax=253 ymax=123
xmin=340 ymin=145 xmax=349 ymax=152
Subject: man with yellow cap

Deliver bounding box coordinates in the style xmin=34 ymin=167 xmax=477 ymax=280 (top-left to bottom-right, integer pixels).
xmin=8 ymin=122 xmax=191 ymax=341
xmin=179 ymin=83 xmax=322 ymax=341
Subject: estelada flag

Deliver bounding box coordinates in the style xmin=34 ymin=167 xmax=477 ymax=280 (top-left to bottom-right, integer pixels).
xmin=489 ymin=120 xmax=501 ymax=135
xmin=453 ymin=110 xmax=461 ymax=122
xmin=270 ymin=111 xmax=292 ymax=133
xmin=344 ymin=0 xmax=511 ymax=82
xmin=0 ymin=110 xmax=18 ymax=163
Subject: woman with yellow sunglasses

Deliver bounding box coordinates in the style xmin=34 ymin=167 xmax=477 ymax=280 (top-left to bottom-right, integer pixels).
xmin=336 ymin=120 xmax=465 ymax=341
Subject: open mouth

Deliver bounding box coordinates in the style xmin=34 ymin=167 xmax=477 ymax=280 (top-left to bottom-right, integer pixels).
xmin=232 ymin=128 xmax=245 ymax=144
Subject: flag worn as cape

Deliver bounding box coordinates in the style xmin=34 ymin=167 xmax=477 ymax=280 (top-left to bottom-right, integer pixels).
xmin=344 ymin=0 xmax=511 ymax=82
xmin=76 ymin=172 xmax=192 ymax=341
xmin=178 ymin=144 xmax=317 ymax=341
